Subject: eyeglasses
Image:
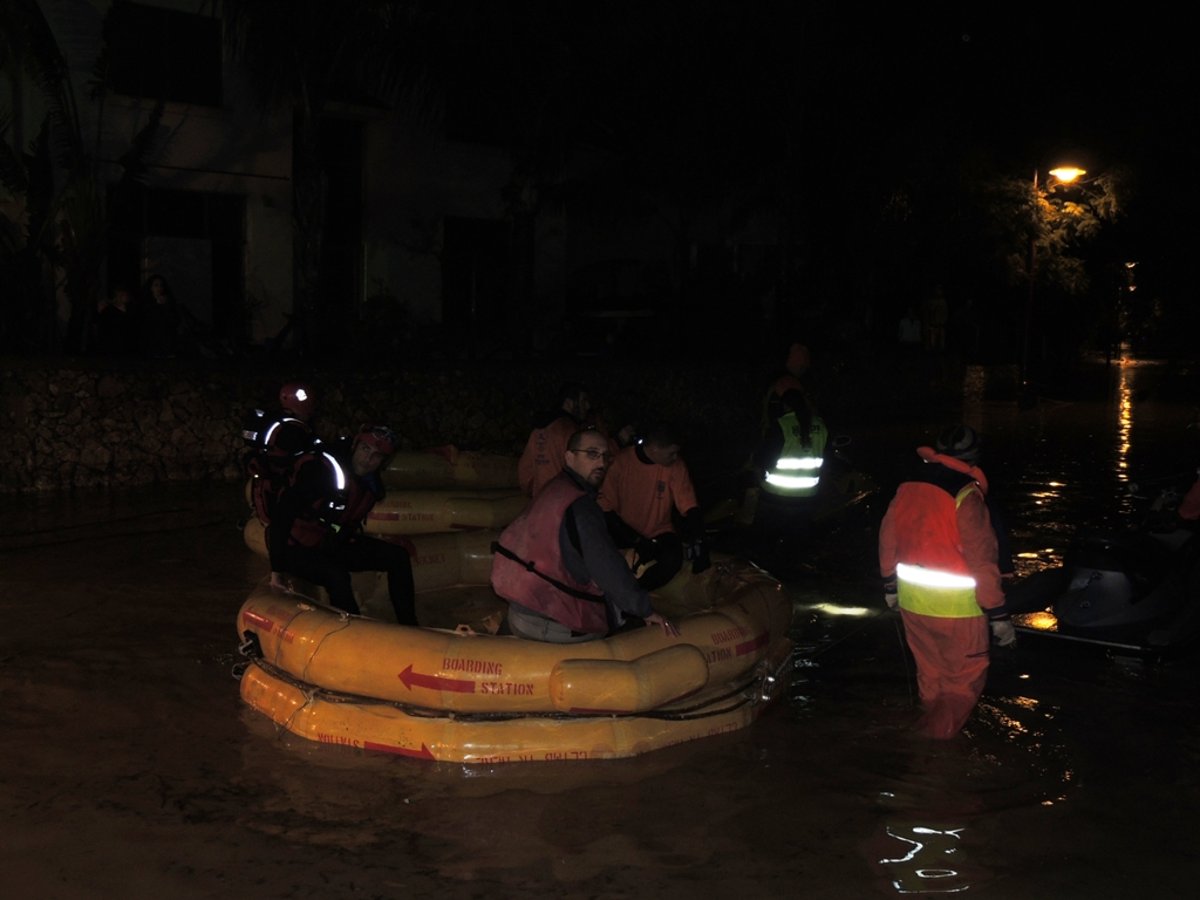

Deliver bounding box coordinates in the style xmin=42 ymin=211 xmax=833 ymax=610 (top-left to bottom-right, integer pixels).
xmin=570 ymin=447 xmax=613 ymax=462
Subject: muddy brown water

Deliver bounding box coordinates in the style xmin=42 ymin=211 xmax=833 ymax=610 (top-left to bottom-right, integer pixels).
xmin=2 ymin=361 xmax=1198 ymax=898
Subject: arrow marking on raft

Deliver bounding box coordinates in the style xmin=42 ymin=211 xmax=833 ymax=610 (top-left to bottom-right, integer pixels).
xmin=243 ymin=610 xmax=273 ymax=629
xmin=399 ymin=664 xmax=476 ymax=693
xmin=364 ymin=740 xmax=436 ymax=760
xmin=735 ymin=632 xmax=770 ymax=655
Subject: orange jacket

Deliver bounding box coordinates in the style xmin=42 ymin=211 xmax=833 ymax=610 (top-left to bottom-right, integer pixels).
xmin=518 ymin=415 xmax=578 ymax=498
xmin=878 ymin=448 xmax=1004 ymax=615
xmin=1179 ymin=476 xmax=1200 ymax=520
xmin=598 ymin=445 xmax=699 ymax=539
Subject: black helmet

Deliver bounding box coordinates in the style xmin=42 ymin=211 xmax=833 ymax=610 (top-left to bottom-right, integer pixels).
xmin=936 ymin=425 xmax=981 ymax=462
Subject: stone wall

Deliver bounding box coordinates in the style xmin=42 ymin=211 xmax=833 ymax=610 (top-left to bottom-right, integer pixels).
xmin=0 ymin=357 xmax=767 ymax=493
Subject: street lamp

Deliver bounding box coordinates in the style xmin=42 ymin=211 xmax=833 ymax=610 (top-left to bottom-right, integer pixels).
xmin=1021 ymin=165 xmax=1086 ymax=396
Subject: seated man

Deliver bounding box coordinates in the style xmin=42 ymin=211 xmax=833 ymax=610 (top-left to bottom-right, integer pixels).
xmin=517 ymin=382 xmax=591 ymax=498
xmin=491 ymin=427 xmax=679 ymax=643
xmin=243 ymin=381 xmax=320 ymax=526
xmin=599 ymin=423 xmax=708 ymax=590
xmin=267 ymin=424 xmax=417 ymax=626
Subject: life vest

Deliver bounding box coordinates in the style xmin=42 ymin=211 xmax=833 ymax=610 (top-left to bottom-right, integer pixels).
xmin=287 ymin=451 xmax=380 ymax=548
xmin=243 ymin=409 xmax=317 ymax=524
xmin=490 ymin=474 xmax=608 ymax=635
xmin=762 ymin=411 xmax=828 ymax=497
xmin=889 ymin=479 xmax=984 ymax=618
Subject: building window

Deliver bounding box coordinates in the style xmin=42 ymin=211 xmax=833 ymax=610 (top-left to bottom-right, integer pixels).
xmin=105 ymin=1 xmax=222 ymax=107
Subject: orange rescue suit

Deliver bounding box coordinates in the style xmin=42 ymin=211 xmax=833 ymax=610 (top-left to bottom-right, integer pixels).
xmin=878 ymin=447 xmax=1004 ymax=739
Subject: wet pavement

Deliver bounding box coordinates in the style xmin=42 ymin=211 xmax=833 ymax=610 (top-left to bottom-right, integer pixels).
xmin=3 ymin=361 xmax=1200 ymax=898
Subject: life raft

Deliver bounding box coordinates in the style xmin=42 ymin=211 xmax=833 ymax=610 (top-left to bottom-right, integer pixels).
xmin=374 ymin=446 xmax=525 ymax=533
xmin=235 ymin=529 xmax=794 ymax=763
xmin=384 ymin=445 xmax=519 ymax=489
xmin=242 ymin=447 xmax=527 ymax=536
xmin=364 ymin=489 xmax=528 ymax=535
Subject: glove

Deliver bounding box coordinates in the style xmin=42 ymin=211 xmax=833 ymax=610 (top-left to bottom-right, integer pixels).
xmin=989 ymin=617 xmax=1017 ymax=647
xmin=634 ymin=536 xmax=657 ymax=563
xmin=883 ymin=580 xmax=898 ymax=610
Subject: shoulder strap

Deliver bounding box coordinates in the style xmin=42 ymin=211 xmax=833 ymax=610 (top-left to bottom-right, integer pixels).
xmin=490 ymin=542 xmax=606 ymax=604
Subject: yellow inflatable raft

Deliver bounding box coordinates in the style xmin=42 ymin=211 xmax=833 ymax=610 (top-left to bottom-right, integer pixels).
xmin=384 ymin=445 xmax=518 ymax=489
xmin=364 ymin=489 xmax=528 ymax=535
xmin=244 ymin=445 xmax=525 ymax=535
xmin=235 ymin=530 xmax=794 ymax=763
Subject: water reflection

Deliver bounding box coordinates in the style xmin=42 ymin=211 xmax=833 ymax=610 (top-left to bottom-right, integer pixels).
xmin=1115 ymin=360 xmax=1135 ymax=515
xmin=877 ymin=824 xmax=972 ymax=894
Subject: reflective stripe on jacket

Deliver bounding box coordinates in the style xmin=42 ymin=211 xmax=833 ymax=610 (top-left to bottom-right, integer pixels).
xmin=762 ymin=411 xmax=828 ymax=497
xmin=288 ymin=451 xmax=377 ymax=548
xmin=888 ymin=482 xmax=985 ymax=618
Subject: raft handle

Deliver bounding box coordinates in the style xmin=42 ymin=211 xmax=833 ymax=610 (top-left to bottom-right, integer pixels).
xmin=238 ymin=630 xmax=263 ymax=660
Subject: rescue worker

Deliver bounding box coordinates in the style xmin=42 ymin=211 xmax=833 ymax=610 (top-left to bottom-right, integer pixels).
xmin=492 ymin=426 xmax=679 ymax=643
xmin=936 ymin=425 xmax=1016 ymax=587
xmin=267 ymin=424 xmax=417 ymax=626
xmin=598 ymin=423 xmax=709 ymax=590
xmin=517 ymin=382 xmax=592 ymax=498
xmin=762 ymin=340 xmax=811 ymax=435
xmin=878 ymin=424 xmax=1015 ymax=740
xmin=243 ymin=382 xmax=319 ymax=526
xmin=758 ymin=389 xmax=829 ymax=501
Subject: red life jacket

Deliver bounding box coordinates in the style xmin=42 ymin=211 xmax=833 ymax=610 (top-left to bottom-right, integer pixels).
xmin=491 ymin=474 xmax=608 ymax=634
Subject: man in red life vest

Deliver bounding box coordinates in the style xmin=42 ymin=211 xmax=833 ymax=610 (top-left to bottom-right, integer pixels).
xmin=878 ymin=424 xmax=1014 ymax=739
xmin=599 ymin=423 xmax=708 ymax=590
xmin=267 ymin=424 xmax=417 ymax=625
xmin=492 ymin=426 xmax=679 ymax=643
xmin=518 ymin=382 xmax=591 ymax=497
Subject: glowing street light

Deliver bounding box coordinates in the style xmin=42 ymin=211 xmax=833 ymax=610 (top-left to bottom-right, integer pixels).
xmin=1021 ymin=164 xmax=1087 ymax=397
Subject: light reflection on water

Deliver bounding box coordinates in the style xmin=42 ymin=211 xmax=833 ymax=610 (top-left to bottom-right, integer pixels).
xmin=801 ymin=360 xmax=1199 ymax=896
xmin=876 ymin=824 xmax=972 ymax=894
xmin=956 ymin=360 xmax=1195 ymax=579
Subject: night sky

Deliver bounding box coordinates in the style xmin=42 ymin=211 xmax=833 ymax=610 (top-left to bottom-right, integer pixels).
xmin=447 ymin=4 xmax=1195 ymax=273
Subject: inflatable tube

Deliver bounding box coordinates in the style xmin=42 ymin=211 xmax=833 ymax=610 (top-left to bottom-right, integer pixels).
xmin=242 ymin=519 xmax=497 ymax=590
xmin=384 ymin=446 xmax=518 ymax=489
xmin=364 ymin=489 xmax=527 ymax=535
xmin=238 ymin=631 xmax=791 ymax=763
xmin=236 ymin=550 xmax=791 ymax=716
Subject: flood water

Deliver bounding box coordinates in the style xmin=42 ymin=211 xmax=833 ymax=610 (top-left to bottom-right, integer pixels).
xmin=2 ymin=360 xmax=1198 ymax=898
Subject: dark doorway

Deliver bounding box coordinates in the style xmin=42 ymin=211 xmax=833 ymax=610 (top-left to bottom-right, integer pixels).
xmin=317 ymin=117 xmax=364 ymax=349
xmin=442 ymin=216 xmax=510 ymax=356
xmin=107 ymin=186 xmax=245 ymax=352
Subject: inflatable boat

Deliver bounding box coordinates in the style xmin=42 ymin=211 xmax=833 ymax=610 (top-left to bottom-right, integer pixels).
xmin=235 ymin=529 xmax=794 ymax=762
xmin=365 ymin=489 xmax=528 ymax=535
xmin=244 ymin=444 xmax=527 ymax=535
xmin=1007 ymin=523 xmax=1200 ymax=654
xmin=383 ymin=445 xmax=519 ymax=489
